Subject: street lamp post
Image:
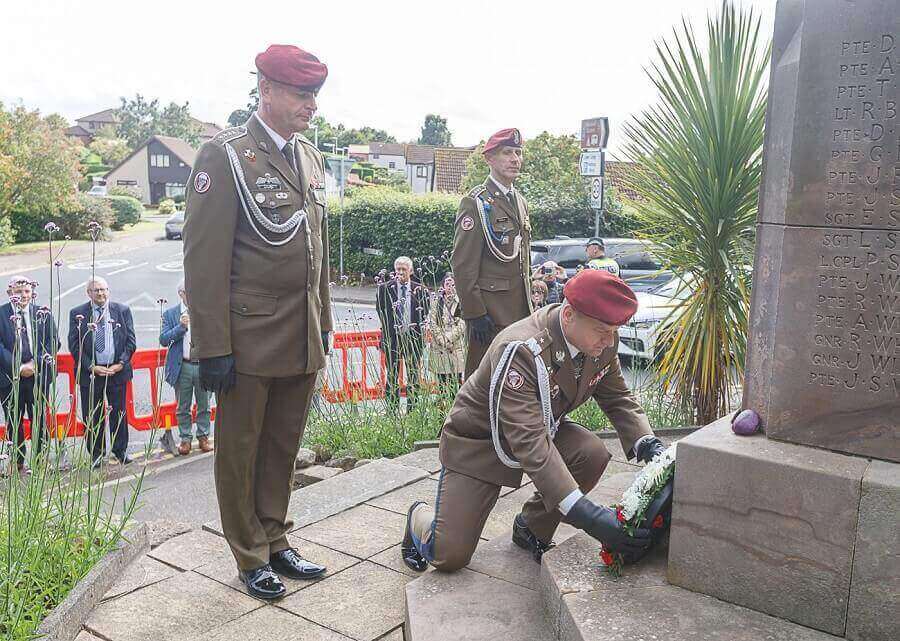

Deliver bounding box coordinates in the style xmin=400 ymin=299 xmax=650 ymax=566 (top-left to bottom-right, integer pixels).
xmin=324 ymin=144 xmax=352 ymax=281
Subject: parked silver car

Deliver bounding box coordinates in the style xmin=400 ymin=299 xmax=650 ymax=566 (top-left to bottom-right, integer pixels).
xmin=165 ymin=210 xmax=185 ymax=240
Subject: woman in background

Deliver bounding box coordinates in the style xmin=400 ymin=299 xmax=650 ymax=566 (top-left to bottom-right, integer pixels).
xmin=427 ymin=273 xmax=466 ymax=394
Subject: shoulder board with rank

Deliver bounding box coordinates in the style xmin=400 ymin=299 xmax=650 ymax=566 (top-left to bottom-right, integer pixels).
xmin=213 ymin=126 xmax=247 ymax=144
xmin=529 ymin=328 xmax=552 ymax=355
xmin=295 ymin=134 xmax=317 ymax=150
xmin=468 ymin=185 xmax=487 ymax=199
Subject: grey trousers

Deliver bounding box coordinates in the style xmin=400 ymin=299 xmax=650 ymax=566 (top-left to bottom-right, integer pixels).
xmin=175 ymin=361 xmax=211 ymax=441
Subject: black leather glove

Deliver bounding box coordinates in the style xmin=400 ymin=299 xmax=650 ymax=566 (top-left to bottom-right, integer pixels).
xmin=199 ymin=354 xmax=236 ymax=395
xmin=563 ymin=496 xmax=652 ymax=556
xmin=635 ymin=436 xmax=666 ymax=463
xmin=321 ymin=331 xmax=330 ymax=355
xmin=468 ymin=314 xmax=496 ymax=345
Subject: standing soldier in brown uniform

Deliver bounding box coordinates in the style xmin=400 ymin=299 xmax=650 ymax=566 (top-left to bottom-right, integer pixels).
xmin=401 ymin=270 xmax=666 ymax=572
xmin=452 ymin=128 xmax=533 ymax=377
xmin=183 ymin=44 xmax=332 ymax=600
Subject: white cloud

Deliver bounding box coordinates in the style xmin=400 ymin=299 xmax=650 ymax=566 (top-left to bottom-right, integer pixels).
xmin=1 ymin=0 xmax=776 ymax=151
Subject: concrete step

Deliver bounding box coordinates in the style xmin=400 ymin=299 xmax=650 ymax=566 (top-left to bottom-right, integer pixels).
xmin=540 ymin=533 xmax=844 ymax=641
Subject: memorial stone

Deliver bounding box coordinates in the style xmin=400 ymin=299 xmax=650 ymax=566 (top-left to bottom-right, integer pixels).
xmin=745 ymin=0 xmax=900 ymax=461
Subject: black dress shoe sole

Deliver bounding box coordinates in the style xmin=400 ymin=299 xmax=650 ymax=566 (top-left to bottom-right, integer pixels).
xmin=239 ymin=573 xmax=286 ymax=601
xmin=402 ymin=501 xmax=429 ymax=572
xmin=270 ymin=562 xmax=327 ymax=581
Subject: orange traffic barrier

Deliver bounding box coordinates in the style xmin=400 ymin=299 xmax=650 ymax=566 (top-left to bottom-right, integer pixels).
xmin=0 ymin=329 xmax=407 ymax=441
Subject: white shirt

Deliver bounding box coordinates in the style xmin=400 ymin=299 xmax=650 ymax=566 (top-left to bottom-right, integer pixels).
xmin=489 ymin=174 xmax=515 ymax=199
xmin=396 ymin=280 xmax=412 ymax=331
xmin=180 ymin=302 xmax=191 ymax=358
xmin=254 ymin=113 xmax=297 ymax=173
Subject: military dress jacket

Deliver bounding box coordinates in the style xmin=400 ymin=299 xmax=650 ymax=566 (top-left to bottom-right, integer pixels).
xmin=451 ymin=178 xmax=532 ymax=326
xmin=439 ymin=304 xmax=653 ymax=510
xmin=183 ymin=116 xmax=333 ymax=378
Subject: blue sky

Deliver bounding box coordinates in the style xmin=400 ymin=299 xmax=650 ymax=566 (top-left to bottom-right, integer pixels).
xmin=2 ymin=0 xmax=776 ymax=151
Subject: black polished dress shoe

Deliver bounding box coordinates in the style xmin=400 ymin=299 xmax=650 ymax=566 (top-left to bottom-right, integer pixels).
xmin=401 ymin=501 xmax=429 ymax=572
xmin=270 ymin=548 xmax=326 ymax=580
xmin=238 ymin=564 xmax=286 ymax=600
xmin=114 ymin=454 xmax=133 ymax=465
xmin=512 ymin=514 xmax=555 ymax=563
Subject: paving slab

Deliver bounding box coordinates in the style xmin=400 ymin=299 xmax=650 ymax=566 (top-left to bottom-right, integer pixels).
xmin=482 ymin=485 xmax=537 ymax=539
xmin=296 ymin=464 xmax=343 ymax=485
xmin=391 ymin=448 xmax=442 ymax=473
xmin=195 ymin=534 xmax=358 ymax=596
xmin=148 ymin=529 xmax=232 ymax=571
xmin=85 ymin=571 xmax=260 ymax=641
xmin=466 ymin=533 xmax=541 ymax=590
xmin=366 ymin=478 xmax=439 ymax=514
xmin=103 ymin=554 xmax=177 ymax=601
xmin=540 ymin=531 xmax=668 ymax=628
xmin=203 ymin=459 xmax=427 ymax=536
xmin=846 ymin=460 xmax=900 ymax=641
xmin=668 ymin=417 xmax=869 ymax=636
xmin=75 ymin=631 xmax=104 ymax=641
xmin=376 ymin=628 xmax=403 ymax=641
xmin=369 ymin=544 xmax=434 ymax=578
xmin=296 ymin=504 xmax=406 ymax=559
xmin=560 ymin=585 xmax=842 ymax=641
xmin=185 ymin=605 xmax=352 ymax=640
xmin=405 ymin=568 xmax=553 ymax=641
xmin=281 ymin=562 xmax=413 ymax=641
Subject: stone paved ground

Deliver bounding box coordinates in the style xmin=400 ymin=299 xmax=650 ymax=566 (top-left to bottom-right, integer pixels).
xmin=80 ymin=438 xmax=643 ymax=640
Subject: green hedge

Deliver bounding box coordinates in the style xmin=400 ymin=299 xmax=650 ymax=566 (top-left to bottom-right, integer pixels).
xmin=10 ymin=194 xmax=114 ymax=242
xmin=327 ymin=187 xmax=460 ymax=280
xmin=158 ymin=199 xmax=177 ymax=215
xmin=107 ymin=195 xmax=143 ymax=230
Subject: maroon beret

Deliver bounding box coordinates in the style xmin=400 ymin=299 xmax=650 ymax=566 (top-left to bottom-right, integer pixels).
xmin=563 ymin=269 xmax=638 ymax=326
xmin=482 ymin=128 xmax=523 ymax=155
xmin=255 ymin=44 xmax=328 ymax=91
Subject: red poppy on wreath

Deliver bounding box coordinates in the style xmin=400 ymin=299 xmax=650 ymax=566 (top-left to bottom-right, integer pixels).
xmin=616 ymin=507 xmax=626 ymax=523
xmin=652 ymin=514 xmax=665 ymax=529
xmin=599 ymin=549 xmax=615 ymax=566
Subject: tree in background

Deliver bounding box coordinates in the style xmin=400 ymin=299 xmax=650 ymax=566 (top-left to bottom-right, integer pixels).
xmin=115 ymin=94 xmax=201 ymax=148
xmin=461 ymin=131 xmax=635 ymax=239
xmin=227 ymin=87 xmax=259 ymax=127
xmin=89 ymin=125 xmax=130 ymax=166
xmin=311 ymin=116 xmax=396 ymax=151
xmin=622 ymin=1 xmax=769 ymax=424
xmin=0 ymin=102 xmax=81 ymax=223
xmin=418 ymin=114 xmax=452 ymax=146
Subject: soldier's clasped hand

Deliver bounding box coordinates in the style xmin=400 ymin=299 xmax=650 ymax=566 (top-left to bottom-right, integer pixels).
xmin=563 ymin=496 xmax=652 ymax=556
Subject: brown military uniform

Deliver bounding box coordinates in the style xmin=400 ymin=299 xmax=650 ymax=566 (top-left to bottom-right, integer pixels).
xmin=452 ymin=177 xmax=532 ymax=376
xmin=409 ymin=304 xmax=652 ymax=571
xmin=183 ymin=115 xmax=332 ymax=571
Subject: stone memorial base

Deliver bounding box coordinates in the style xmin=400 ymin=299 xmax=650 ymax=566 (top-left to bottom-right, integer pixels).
xmin=668 ymin=417 xmax=898 ymax=641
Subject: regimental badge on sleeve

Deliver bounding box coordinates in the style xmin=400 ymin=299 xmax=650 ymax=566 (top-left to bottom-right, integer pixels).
xmin=193 ymin=171 xmax=211 ymax=193
xmin=506 ymin=369 xmax=524 ymax=390
xmin=460 ymin=216 xmax=474 ymax=231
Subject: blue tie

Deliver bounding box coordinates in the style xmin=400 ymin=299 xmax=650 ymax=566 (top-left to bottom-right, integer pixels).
xmin=95 ymin=307 xmax=106 ymax=354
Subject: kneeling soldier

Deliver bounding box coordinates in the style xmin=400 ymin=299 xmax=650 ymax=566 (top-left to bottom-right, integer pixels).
xmin=401 ymin=270 xmax=665 ymax=571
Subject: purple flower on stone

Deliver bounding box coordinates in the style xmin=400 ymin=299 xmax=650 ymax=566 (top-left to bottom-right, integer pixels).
xmin=731 ymin=409 xmax=761 ymax=435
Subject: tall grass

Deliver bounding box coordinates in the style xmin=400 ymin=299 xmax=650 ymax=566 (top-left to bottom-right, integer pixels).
xmin=1 ymin=224 xmax=148 ymax=640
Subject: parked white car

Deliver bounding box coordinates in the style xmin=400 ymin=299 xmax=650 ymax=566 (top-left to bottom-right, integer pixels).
xmin=618 ymin=277 xmax=691 ymax=361
xmin=86 ymin=184 xmax=107 ymax=197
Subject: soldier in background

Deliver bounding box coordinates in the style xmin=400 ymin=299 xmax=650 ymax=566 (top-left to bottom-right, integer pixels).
xmin=183 ymin=44 xmax=332 ymax=601
xmin=452 ymin=129 xmax=532 ymax=377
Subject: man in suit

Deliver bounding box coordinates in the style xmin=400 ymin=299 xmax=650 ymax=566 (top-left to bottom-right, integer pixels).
xmin=183 ymin=44 xmax=332 ymax=600
xmin=68 ymin=276 xmax=136 ymax=468
xmin=0 ymin=276 xmax=59 ymax=473
xmin=159 ymin=280 xmax=212 ymax=456
xmin=452 ymin=128 xmax=533 ymax=377
xmin=401 ymin=270 xmax=666 ymax=573
xmin=376 ymin=256 xmax=430 ymax=412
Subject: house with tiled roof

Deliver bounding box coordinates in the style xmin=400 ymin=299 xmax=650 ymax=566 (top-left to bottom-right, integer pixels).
xmin=604 ymin=161 xmax=643 ymax=201
xmin=64 ymin=125 xmax=93 ymax=146
xmin=74 ymin=108 xmax=120 ymax=135
xmin=433 ymin=147 xmax=475 ymax=193
xmin=368 ymin=142 xmax=407 ymax=174
xmin=67 ymin=107 xmax=221 ymax=145
xmin=405 ymin=144 xmax=435 ymax=193
xmin=104 ymin=135 xmax=197 ymax=205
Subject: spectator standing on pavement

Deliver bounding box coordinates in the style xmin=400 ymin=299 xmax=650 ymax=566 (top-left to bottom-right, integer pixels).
xmin=376 ymin=256 xmax=430 ymax=412
xmin=530 ymin=279 xmax=549 ymax=308
xmin=160 ymin=280 xmax=212 ymax=456
xmin=427 ymin=273 xmax=465 ymax=391
xmin=584 ymin=238 xmax=620 ymax=276
xmin=533 ymin=261 xmax=565 ymax=304
xmin=68 ymin=277 xmax=136 ymax=469
xmin=0 ymin=276 xmax=59 ymax=473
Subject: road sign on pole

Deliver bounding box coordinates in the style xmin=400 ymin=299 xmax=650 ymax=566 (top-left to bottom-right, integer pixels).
xmin=581 ymin=117 xmax=610 ymax=150
xmin=589 ymin=176 xmax=604 ymax=209
xmin=580 ymin=117 xmax=610 ymax=236
xmin=579 ymin=150 xmax=604 ymax=177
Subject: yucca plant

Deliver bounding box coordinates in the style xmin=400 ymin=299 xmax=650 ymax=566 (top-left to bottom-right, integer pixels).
xmin=622 ymin=1 xmax=770 ymax=424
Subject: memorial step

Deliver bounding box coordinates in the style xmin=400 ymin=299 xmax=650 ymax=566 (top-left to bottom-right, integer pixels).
xmin=540 ymin=533 xmax=843 ymax=641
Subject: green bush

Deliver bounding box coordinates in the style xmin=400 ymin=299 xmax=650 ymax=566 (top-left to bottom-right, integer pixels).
xmin=109 ymin=184 xmax=143 ymax=200
xmin=327 ymin=187 xmax=460 ymax=279
xmin=158 ymin=198 xmax=177 ymax=215
xmin=171 ymin=193 xmax=186 ymax=204
xmin=58 ymin=193 xmax=114 ymax=239
xmin=107 ymin=195 xmax=143 ymax=230
xmin=0 ymin=216 xmax=17 ymax=247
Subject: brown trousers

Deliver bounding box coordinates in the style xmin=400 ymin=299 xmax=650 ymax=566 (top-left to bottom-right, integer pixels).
xmin=410 ymin=420 xmax=611 ymax=572
xmin=464 ymin=324 xmax=508 ymax=378
xmin=215 ymin=371 xmax=317 ymax=570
